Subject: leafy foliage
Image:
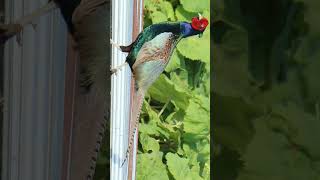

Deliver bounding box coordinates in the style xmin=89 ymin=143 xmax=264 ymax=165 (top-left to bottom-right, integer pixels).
xmin=212 ymin=0 xmax=320 ymax=179
xmin=166 ymin=152 xmax=202 ymax=180
xmin=137 ymin=152 xmax=170 ymax=180
xmin=137 ymin=0 xmax=210 ymax=179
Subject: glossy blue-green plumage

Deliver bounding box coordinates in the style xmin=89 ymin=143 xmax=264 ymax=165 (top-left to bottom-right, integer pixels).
xmin=124 ymin=21 xmax=202 ymax=90
xmin=125 ymin=21 xmax=201 ymax=69
xmin=125 ymin=22 xmax=180 ymax=67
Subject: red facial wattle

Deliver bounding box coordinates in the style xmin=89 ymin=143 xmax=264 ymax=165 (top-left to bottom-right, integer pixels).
xmin=191 ymin=17 xmax=209 ymax=31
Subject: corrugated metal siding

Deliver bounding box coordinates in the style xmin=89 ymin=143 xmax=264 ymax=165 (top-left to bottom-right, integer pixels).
xmin=2 ymin=0 xmax=67 ymax=179
xmin=110 ymin=0 xmax=133 ymax=179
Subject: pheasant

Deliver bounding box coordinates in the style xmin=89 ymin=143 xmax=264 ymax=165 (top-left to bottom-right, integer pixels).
xmin=112 ymin=14 xmax=209 ymax=166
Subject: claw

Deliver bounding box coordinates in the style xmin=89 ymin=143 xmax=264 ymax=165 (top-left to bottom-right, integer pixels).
xmin=110 ymin=62 xmax=128 ymax=75
xmin=110 ymin=39 xmax=122 ymax=50
xmin=120 ymin=158 xmax=127 ymax=168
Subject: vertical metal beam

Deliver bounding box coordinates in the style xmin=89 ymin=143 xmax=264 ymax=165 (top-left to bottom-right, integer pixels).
xmin=111 ymin=0 xmax=143 ymax=179
xmin=110 ymin=0 xmax=133 ymax=179
xmin=61 ymin=35 xmax=78 ymax=180
xmin=128 ymin=0 xmax=143 ymax=179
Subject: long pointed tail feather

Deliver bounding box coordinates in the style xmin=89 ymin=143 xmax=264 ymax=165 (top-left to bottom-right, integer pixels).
xmin=121 ymin=84 xmax=145 ymax=167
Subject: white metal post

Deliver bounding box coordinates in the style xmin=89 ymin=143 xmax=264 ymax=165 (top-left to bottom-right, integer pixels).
xmin=111 ymin=0 xmax=144 ymax=179
xmin=110 ymin=0 xmax=133 ymax=179
xmin=130 ymin=1 xmax=144 ymax=179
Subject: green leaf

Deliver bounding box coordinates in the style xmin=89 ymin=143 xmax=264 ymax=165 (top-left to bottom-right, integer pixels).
xmin=156 ymin=121 xmax=182 ymax=147
xmin=180 ymin=0 xmax=210 ymax=13
xmin=197 ymin=140 xmax=210 ymax=164
xmin=219 ymin=0 xmax=244 ymax=30
xmin=148 ymin=74 xmax=190 ymax=110
xmin=150 ymin=11 xmax=168 ymax=23
xmin=183 ymin=99 xmax=210 ymax=140
xmin=251 ymin=69 xmax=305 ymax=106
xmin=193 ymin=94 xmax=210 ymax=111
xmin=183 ymin=144 xmax=199 ymax=166
xmin=139 ymin=122 xmax=160 ymax=136
xmin=142 ymin=100 xmax=161 ymax=122
xmin=297 ymin=0 xmax=320 ymax=35
xmin=183 ymin=59 xmax=207 ymax=89
xmin=213 ymin=94 xmax=261 ymax=152
xmin=212 ymin=0 xmax=224 ymax=19
xmin=237 ymin=115 xmax=320 ymax=180
xmin=165 ymin=49 xmax=181 ymax=72
xmin=272 ymin=103 xmax=320 ymax=159
xmin=213 ymin=146 xmax=244 ymax=180
xmin=166 ymin=152 xmax=202 ymax=180
xmin=177 ymin=32 xmax=210 ymax=63
xmin=145 ymin=0 xmax=175 ymax=23
xmin=170 ymin=71 xmax=190 ymax=91
xmin=137 ymin=152 xmax=169 ymax=180
xmin=201 ymin=163 xmax=210 ymax=180
xmin=140 ymin=133 xmax=160 ymax=152
xmin=212 ymin=30 xmax=259 ymax=98
xmin=296 ymin=35 xmax=320 ymax=103
xmin=175 ymin=5 xmax=197 ymax=22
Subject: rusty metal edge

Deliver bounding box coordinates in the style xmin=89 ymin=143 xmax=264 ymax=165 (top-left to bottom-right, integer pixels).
xmin=61 ymin=35 xmax=78 ymax=180
xmin=128 ymin=0 xmax=143 ymax=179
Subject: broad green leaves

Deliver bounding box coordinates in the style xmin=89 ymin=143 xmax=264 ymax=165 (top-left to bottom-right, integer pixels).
xmin=212 ymin=1 xmax=320 ymax=179
xmin=137 ymin=152 xmax=169 ymax=180
xmin=177 ymin=30 xmax=210 ymax=64
xmin=140 ymin=133 xmax=160 ymax=152
xmin=175 ymin=6 xmax=198 ymax=22
xmin=165 ymin=50 xmax=181 ymax=72
xmin=213 ymin=30 xmax=256 ymax=98
xmin=237 ymin=112 xmax=320 ymax=180
xmin=166 ymin=153 xmax=202 ymax=180
xmin=296 ymin=0 xmax=320 ymax=35
xmin=183 ymin=99 xmax=210 ymax=140
xmin=145 ymin=0 xmax=175 ymax=23
xmin=180 ymin=0 xmax=210 ymax=13
xmin=148 ymin=74 xmax=190 ymax=110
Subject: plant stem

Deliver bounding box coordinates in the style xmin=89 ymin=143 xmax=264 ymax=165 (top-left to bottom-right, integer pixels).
xmin=158 ymin=97 xmax=171 ymax=118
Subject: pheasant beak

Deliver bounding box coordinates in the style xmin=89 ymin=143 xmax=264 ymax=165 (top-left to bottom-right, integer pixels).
xmin=198 ymin=13 xmax=205 ymax=38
